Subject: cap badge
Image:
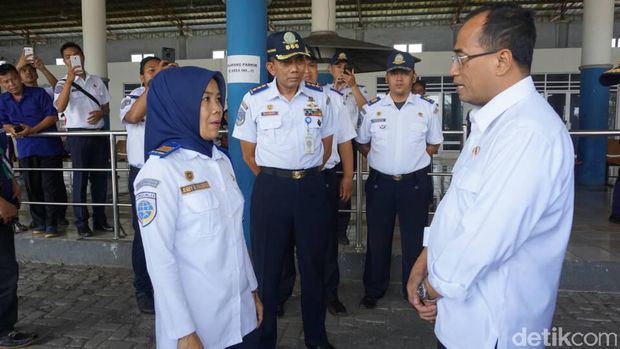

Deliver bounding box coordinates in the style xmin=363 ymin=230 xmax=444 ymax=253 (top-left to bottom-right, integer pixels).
xmin=283 ymin=32 xmax=299 ymax=50
xmin=338 ymin=52 xmax=347 ymax=61
xmin=393 ymin=53 xmax=405 ymax=65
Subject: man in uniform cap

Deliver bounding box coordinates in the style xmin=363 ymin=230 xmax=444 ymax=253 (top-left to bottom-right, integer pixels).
xmin=233 ymin=31 xmax=336 ymax=349
xmin=357 ymin=51 xmax=443 ymax=309
xmin=327 ymin=51 xmax=370 ymax=245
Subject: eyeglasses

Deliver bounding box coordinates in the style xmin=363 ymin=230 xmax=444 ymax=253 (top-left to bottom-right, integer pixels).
xmin=451 ymin=50 xmax=499 ymax=66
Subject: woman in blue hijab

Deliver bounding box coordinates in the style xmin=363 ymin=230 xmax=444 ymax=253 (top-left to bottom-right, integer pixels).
xmin=135 ymin=66 xmax=262 ymax=349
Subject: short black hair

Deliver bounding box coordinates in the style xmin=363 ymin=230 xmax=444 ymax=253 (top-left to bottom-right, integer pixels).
xmin=464 ymin=3 xmax=536 ymax=71
xmin=139 ymin=56 xmax=161 ymax=75
xmin=413 ymin=80 xmax=426 ymax=88
xmin=0 ymin=63 xmax=18 ymax=76
xmin=60 ymin=42 xmax=83 ymax=57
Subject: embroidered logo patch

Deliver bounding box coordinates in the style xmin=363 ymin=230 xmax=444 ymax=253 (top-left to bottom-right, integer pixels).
xmin=136 ymin=192 xmax=157 ymax=227
xmin=136 ymin=178 xmax=160 ymax=190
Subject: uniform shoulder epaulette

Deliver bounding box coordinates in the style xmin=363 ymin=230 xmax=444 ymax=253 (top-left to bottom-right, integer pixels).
xmin=249 ymin=83 xmax=269 ymax=95
xmin=304 ymin=81 xmax=323 ymax=92
xmin=149 ymin=142 xmax=181 ymax=158
xmin=329 ymin=87 xmax=343 ymax=96
xmin=367 ymin=97 xmax=381 ymax=106
xmin=420 ymin=96 xmax=435 ymax=104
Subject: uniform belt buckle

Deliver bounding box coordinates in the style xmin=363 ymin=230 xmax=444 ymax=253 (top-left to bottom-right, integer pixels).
xmin=292 ymin=170 xmax=305 ymax=180
xmin=392 ymin=175 xmax=402 ymax=181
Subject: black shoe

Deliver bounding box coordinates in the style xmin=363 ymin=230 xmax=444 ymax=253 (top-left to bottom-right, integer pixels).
xmin=136 ymin=294 xmax=155 ymax=314
xmin=276 ymin=303 xmax=285 ymax=318
xmin=0 ymin=331 xmax=36 ymax=348
xmin=307 ymin=343 xmax=335 ymax=349
xmin=609 ymin=215 xmax=620 ymax=224
xmin=359 ymin=295 xmax=377 ymax=309
xmin=13 ymin=221 xmax=29 ymax=233
xmin=77 ymin=226 xmax=93 ymax=237
xmin=327 ymin=299 xmax=348 ymax=316
xmin=93 ymin=222 xmax=113 ymax=232
xmin=59 ymin=218 xmax=69 ymax=227
xmin=338 ymin=235 xmax=350 ymax=245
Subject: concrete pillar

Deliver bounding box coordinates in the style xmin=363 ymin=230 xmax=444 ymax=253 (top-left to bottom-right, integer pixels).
xmin=177 ymin=34 xmax=187 ymax=60
xmin=312 ymin=0 xmax=336 ymax=33
xmin=81 ymin=0 xmax=107 ymax=78
xmin=226 ymin=0 xmax=268 ymax=245
xmin=577 ymin=0 xmax=614 ymax=186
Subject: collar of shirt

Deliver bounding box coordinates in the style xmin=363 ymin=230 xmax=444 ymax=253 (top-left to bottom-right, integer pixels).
xmin=179 ymin=147 xmax=223 ymax=161
xmin=266 ymin=79 xmax=309 ymax=102
xmin=468 ymin=76 xmax=535 ymax=134
xmin=380 ymin=92 xmax=417 ymax=109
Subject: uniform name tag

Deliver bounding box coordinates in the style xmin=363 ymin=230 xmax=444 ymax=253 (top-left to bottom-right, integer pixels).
xmin=180 ymin=180 xmax=211 ymax=194
xmin=371 ymin=118 xmax=386 ymax=123
xmin=261 ymin=111 xmax=279 ymax=116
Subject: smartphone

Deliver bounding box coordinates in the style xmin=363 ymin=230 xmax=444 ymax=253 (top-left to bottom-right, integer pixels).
xmin=345 ymin=63 xmax=354 ymax=74
xmin=70 ymin=55 xmax=83 ymax=74
xmin=0 ymin=60 xmax=6 ymax=65
xmin=23 ymin=47 xmax=34 ymax=63
xmin=13 ymin=125 xmax=24 ymax=133
xmin=162 ymin=47 xmax=176 ymax=62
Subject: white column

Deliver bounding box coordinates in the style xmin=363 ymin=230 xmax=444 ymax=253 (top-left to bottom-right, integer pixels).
xmin=311 ymin=0 xmax=336 ymax=33
xmin=81 ymin=0 xmax=107 ymax=78
xmin=581 ymin=0 xmax=614 ymax=67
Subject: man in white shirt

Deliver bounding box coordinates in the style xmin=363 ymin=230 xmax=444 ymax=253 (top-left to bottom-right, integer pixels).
xmin=407 ymin=5 xmax=574 ymax=349
xmin=54 ymin=42 xmax=112 ymax=237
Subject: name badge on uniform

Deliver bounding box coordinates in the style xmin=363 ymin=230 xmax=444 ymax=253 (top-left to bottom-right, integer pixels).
xmin=180 ymin=180 xmax=211 ymax=194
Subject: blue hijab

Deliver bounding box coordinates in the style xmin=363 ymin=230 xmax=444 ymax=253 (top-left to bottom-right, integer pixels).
xmin=145 ymin=66 xmax=226 ymax=158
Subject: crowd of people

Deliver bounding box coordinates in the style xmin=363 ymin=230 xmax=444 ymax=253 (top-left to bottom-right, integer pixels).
xmin=0 ymin=3 xmax=589 ymax=349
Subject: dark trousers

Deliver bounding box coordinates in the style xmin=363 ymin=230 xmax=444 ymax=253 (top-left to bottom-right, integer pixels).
xmin=278 ymin=169 xmax=341 ymax=305
xmin=226 ymin=329 xmax=260 ymax=349
xmin=129 ymin=165 xmax=152 ymax=296
xmin=66 ymin=134 xmax=109 ymax=228
xmin=363 ymin=166 xmax=431 ymax=299
xmin=251 ymin=172 xmax=328 ymax=348
xmin=612 ymin=177 xmax=620 ymax=219
xmin=19 ymin=156 xmax=65 ymax=228
xmin=0 ymin=223 xmax=18 ymax=336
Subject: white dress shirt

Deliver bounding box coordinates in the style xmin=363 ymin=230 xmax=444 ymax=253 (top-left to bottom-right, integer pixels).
xmin=425 ymin=76 xmax=575 ymax=349
xmin=53 ymin=73 xmax=110 ymax=129
xmin=356 ymin=93 xmax=443 ymax=175
xmin=135 ymin=147 xmax=258 ymax=349
xmin=119 ymin=86 xmax=146 ymax=168
xmin=324 ymin=88 xmax=356 ymax=169
xmin=232 ymin=80 xmax=335 ymax=170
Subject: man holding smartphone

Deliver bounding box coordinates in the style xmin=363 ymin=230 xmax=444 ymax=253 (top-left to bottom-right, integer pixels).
xmin=54 ymin=42 xmax=112 ymax=238
xmin=0 ymin=64 xmax=65 ymax=238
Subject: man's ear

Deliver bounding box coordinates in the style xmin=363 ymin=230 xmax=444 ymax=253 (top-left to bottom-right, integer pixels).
xmin=496 ymin=49 xmax=513 ymax=77
xmin=266 ymin=61 xmax=275 ymax=76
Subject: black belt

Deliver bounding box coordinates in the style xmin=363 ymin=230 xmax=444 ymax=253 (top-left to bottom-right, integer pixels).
xmin=370 ymin=166 xmax=429 ymax=182
xmin=260 ymin=166 xmax=321 ymax=180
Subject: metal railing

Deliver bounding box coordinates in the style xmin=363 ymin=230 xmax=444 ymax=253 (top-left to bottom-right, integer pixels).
xmin=10 ymin=127 xmax=620 ymax=245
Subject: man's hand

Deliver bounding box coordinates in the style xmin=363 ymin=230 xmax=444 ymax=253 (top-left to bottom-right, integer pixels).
xmin=177 ymin=332 xmax=203 ymax=349
xmin=15 ymin=124 xmax=34 ymax=138
xmin=406 ymin=248 xmax=437 ymax=322
xmin=66 ymin=65 xmax=79 ymax=84
xmin=11 ymin=179 xmax=20 ymax=204
xmin=253 ymin=290 xmax=264 ymax=328
xmin=3 ymin=125 xmax=18 ymax=137
xmin=339 ymin=176 xmax=353 ymax=201
xmin=341 ymin=68 xmax=357 ymax=88
xmin=87 ymin=110 xmax=105 ymax=125
xmin=0 ymin=198 xmax=18 ymax=224
xmin=32 ymin=56 xmax=46 ymax=70
xmin=159 ymin=60 xmax=178 ymax=71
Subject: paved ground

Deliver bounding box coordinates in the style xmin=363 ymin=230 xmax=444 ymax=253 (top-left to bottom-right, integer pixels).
xmin=13 ymin=263 xmax=620 ymax=349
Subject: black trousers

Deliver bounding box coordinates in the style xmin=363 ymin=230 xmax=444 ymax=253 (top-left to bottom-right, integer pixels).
xmin=0 ymin=223 xmax=17 ymax=336
xmin=278 ymin=169 xmax=341 ymax=305
xmin=612 ymin=176 xmax=620 ymax=219
xmin=251 ymin=172 xmax=329 ymax=348
xmin=226 ymin=329 xmax=260 ymax=349
xmin=363 ymin=166 xmax=431 ymax=299
xmin=129 ymin=165 xmax=152 ymax=296
xmin=66 ymin=134 xmax=109 ymax=228
xmin=19 ymin=155 xmax=66 ymax=228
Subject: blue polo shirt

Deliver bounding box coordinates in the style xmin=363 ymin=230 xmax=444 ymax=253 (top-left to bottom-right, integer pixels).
xmin=0 ymin=86 xmax=63 ymax=159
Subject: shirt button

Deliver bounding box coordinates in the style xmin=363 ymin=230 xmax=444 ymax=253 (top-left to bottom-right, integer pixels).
xmin=414 ymin=185 xmax=419 ymax=190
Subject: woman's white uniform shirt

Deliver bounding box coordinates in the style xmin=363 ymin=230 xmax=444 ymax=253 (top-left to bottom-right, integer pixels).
xmin=135 ymin=145 xmax=258 ymax=349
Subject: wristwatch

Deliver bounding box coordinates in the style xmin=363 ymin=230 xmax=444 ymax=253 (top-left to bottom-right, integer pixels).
xmin=417 ymin=280 xmax=439 ymax=304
